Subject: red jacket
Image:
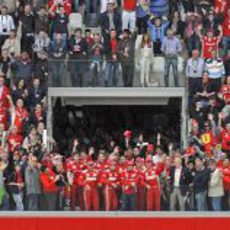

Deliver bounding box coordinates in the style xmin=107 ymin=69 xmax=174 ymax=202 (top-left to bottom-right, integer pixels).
xmin=40 ymin=169 xmax=58 ymax=193
xmin=7 ymin=133 xmax=23 ymax=152
xmin=120 ymin=169 xmax=138 ymax=194
xmin=100 ymin=169 xmax=120 ymax=188
xmin=220 ymin=130 xmax=230 ymax=151
xmin=78 ymin=169 xmax=99 ymax=188
xmin=141 ymin=168 xmax=160 ymax=188
xmin=222 ymin=166 xmax=230 ymax=191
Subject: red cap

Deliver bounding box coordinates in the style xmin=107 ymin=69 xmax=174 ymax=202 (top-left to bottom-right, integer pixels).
xmin=123 ymin=130 xmax=132 ymax=138
xmin=147 ymin=144 xmax=154 ymax=152
xmin=126 ymin=160 xmax=134 ymax=166
xmin=136 ymin=157 xmax=144 ymax=164
xmin=109 ymin=160 xmax=117 ymax=166
xmin=88 ymin=160 xmax=94 ymax=166
xmin=146 ymin=155 xmax=153 ymax=163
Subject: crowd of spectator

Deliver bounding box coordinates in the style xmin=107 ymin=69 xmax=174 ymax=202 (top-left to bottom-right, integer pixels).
xmin=48 ymin=0 xmax=229 ymax=87
xmin=0 ymin=0 xmax=230 ymax=212
xmin=0 ymin=1 xmax=48 ymax=211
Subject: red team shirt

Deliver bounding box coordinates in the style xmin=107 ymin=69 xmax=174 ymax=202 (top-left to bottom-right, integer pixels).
xmin=123 ymin=0 xmax=137 ymax=11
xmin=202 ymin=36 xmax=220 ymax=59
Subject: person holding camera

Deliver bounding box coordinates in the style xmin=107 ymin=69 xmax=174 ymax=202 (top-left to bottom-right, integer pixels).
xmin=0 ymin=5 xmax=15 ymax=48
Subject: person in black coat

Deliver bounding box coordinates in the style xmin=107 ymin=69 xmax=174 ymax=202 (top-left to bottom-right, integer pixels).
xmin=169 ymin=156 xmax=190 ymax=211
xmin=99 ymin=1 xmax=122 ymax=42
xmin=28 ymin=78 xmax=45 ymax=110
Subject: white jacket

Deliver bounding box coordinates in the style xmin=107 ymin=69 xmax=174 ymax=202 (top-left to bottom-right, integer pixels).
xmin=208 ymin=168 xmax=224 ymax=197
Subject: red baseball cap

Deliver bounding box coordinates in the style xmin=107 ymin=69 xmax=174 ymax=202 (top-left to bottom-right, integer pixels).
xmin=123 ymin=130 xmax=132 ymax=138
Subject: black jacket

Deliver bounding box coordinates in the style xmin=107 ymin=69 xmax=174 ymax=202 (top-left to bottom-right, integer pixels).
xmin=193 ymin=167 xmax=211 ymax=194
xmin=169 ymin=166 xmax=190 ymax=196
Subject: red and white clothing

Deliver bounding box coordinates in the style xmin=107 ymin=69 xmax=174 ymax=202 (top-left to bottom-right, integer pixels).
xmin=0 ymin=105 xmax=8 ymax=129
xmin=100 ymin=169 xmax=120 ymax=211
xmin=7 ymin=133 xmax=23 ymax=152
xmin=120 ymin=169 xmax=138 ymax=195
xmin=0 ymin=85 xmax=10 ymax=109
xmin=202 ymin=36 xmax=220 ymax=59
xmin=142 ymin=168 xmax=161 ymax=211
xmin=122 ymin=0 xmax=137 ymax=32
xmin=219 ymin=130 xmax=230 ymax=152
xmin=11 ymin=107 xmax=29 ymax=133
xmin=49 ymin=0 xmax=72 ymax=16
xmin=221 ymin=84 xmax=230 ymax=104
xmin=223 ymin=13 xmax=230 ymax=37
xmin=78 ymin=169 xmax=99 ymax=211
xmin=215 ymin=0 xmax=227 ymax=14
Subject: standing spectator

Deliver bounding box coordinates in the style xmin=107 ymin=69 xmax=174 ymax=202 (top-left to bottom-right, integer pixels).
xmin=143 ymin=159 xmax=161 ymax=211
xmin=169 ymin=157 xmax=189 ymax=211
xmin=136 ymin=0 xmax=150 ymax=35
xmin=28 ymin=78 xmax=45 ymax=110
xmin=161 ymin=29 xmax=182 ymax=87
xmin=25 ymin=156 xmax=41 ymax=211
xmin=222 ymin=8 xmax=230 ymax=53
xmin=208 ymin=159 xmax=224 ymax=211
xmin=19 ymin=5 xmax=35 ymax=55
xmin=87 ymin=33 xmax=104 ymax=87
xmin=100 ymin=0 xmax=122 ymax=42
xmin=147 ymin=16 xmax=169 ymax=55
xmin=0 ymin=5 xmax=15 ymax=47
xmin=68 ymin=28 xmax=88 ymax=87
xmin=78 ymin=160 xmax=99 ymax=211
xmin=118 ymin=29 xmax=136 ymax=87
xmin=104 ymin=29 xmax=120 ymax=87
xmin=7 ymin=163 xmax=24 ymax=211
xmin=205 ymin=49 xmax=226 ymax=93
xmin=193 ymin=157 xmax=210 ymax=211
xmin=121 ymin=0 xmax=137 ymax=33
xmin=35 ymin=6 xmax=49 ymax=34
xmin=138 ymin=33 xmax=154 ymax=87
xmin=201 ymin=29 xmax=220 ymax=60
xmin=50 ymin=5 xmax=69 ymax=42
xmin=11 ymin=51 xmax=33 ymax=86
xmin=120 ymin=161 xmax=138 ymax=211
xmin=48 ymin=32 xmax=67 ymax=87
xmin=40 ymin=166 xmax=58 ymax=211
xmin=186 ymin=49 xmax=205 ymax=105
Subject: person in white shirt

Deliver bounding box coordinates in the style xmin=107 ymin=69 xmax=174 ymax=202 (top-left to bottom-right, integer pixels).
xmin=0 ymin=5 xmax=15 ymax=47
xmin=138 ymin=34 xmax=154 ymax=87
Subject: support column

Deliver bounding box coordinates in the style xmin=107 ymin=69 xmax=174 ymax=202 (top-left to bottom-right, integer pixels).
xmin=47 ymin=93 xmax=53 ymax=152
xmin=181 ymin=88 xmax=187 ymax=149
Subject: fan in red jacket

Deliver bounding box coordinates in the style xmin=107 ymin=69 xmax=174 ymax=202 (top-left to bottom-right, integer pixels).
xmin=100 ymin=160 xmax=120 ymax=211
xmin=0 ymin=100 xmax=9 ymax=130
xmin=7 ymin=126 xmax=23 ymax=153
xmin=219 ymin=123 xmax=230 ymax=158
xmin=142 ymin=159 xmax=161 ymax=211
xmin=11 ymin=98 xmax=29 ymax=134
xmin=0 ymin=75 xmax=11 ymax=110
xmin=78 ymin=160 xmax=99 ymax=211
xmin=40 ymin=166 xmax=58 ymax=210
xmin=202 ymin=29 xmax=220 ymax=59
xmin=120 ymin=160 xmax=138 ymax=211
xmin=135 ymin=157 xmax=146 ymax=211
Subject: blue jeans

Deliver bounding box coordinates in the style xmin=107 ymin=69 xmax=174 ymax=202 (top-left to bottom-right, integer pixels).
xmin=223 ymin=37 xmax=230 ymax=52
xmin=121 ymin=193 xmax=136 ymax=211
xmin=51 ymin=62 xmax=65 ymax=87
xmin=195 ymin=191 xmax=208 ymax=211
xmin=164 ymin=56 xmax=179 ymax=87
xmin=104 ymin=61 xmax=119 ymax=87
xmin=211 ymin=197 xmax=222 ymax=211
xmin=27 ymin=194 xmax=39 ymax=211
